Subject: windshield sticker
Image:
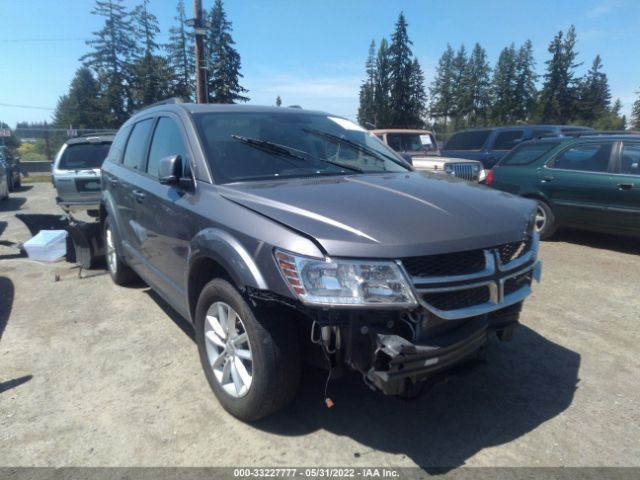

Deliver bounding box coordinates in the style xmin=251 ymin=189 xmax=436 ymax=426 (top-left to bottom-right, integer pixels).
xmin=328 ymin=117 xmax=366 ymax=132
xmin=420 ymin=135 xmax=433 ymax=145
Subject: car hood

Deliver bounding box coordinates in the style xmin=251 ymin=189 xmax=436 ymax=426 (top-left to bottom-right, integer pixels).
xmin=219 ymin=172 xmax=535 ymax=258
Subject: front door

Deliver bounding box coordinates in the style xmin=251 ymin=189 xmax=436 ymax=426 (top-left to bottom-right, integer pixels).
xmin=133 ymin=115 xmax=195 ymax=311
xmin=607 ymin=141 xmax=640 ymax=236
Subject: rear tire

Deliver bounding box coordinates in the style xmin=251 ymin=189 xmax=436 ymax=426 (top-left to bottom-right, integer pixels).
xmin=195 ymin=279 xmax=300 ymax=421
xmin=104 ymin=217 xmax=137 ymax=285
xmin=535 ymin=200 xmax=557 ymax=240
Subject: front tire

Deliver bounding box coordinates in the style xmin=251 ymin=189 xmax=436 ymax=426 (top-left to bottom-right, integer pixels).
xmin=104 ymin=217 xmax=137 ymax=285
xmin=195 ymin=279 xmax=300 ymax=421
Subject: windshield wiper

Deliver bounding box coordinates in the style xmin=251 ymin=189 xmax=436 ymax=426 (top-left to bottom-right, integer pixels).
xmin=231 ymin=134 xmax=363 ymax=173
xmin=231 ymin=135 xmax=305 ymax=161
xmin=302 ymin=128 xmax=402 ymax=167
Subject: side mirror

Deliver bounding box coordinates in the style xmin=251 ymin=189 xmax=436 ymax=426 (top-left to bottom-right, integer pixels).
xmin=158 ymin=154 xmax=194 ymax=189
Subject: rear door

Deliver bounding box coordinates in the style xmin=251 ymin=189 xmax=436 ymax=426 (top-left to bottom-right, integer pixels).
xmin=111 ymin=118 xmax=155 ymax=268
xmin=607 ymin=141 xmax=640 ymax=235
xmin=540 ymin=141 xmax=616 ymax=229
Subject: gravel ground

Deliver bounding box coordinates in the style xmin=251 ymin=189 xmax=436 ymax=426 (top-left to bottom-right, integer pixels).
xmin=1 ymin=183 xmax=639 ymax=470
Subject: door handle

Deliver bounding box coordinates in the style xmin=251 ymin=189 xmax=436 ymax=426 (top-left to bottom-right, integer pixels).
xmin=108 ymin=178 xmax=119 ymax=187
xmin=540 ymin=175 xmax=554 ymax=183
xmin=133 ymin=190 xmax=146 ymax=203
xmin=617 ymin=183 xmax=633 ymax=191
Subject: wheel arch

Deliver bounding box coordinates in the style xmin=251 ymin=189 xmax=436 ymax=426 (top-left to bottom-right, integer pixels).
xmin=187 ymin=228 xmax=268 ymax=322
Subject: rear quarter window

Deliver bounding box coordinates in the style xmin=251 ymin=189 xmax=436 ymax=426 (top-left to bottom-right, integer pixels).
xmin=493 ymin=130 xmax=525 ymax=150
xmin=499 ymin=142 xmax=560 ymax=166
xmin=444 ymin=130 xmax=491 ymax=150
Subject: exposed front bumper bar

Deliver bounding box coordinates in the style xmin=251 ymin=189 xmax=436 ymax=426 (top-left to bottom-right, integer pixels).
xmin=367 ymin=316 xmax=489 ymax=395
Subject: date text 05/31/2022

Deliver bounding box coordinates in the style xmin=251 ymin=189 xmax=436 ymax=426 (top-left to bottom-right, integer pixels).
xmin=233 ymin=468 xmax=400 ymax=478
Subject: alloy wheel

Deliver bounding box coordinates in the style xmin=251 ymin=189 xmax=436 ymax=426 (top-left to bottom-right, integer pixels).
xmin=535 ymin=204 xmax=547 ymax=233
xmin=105 ymin=226 xmax=117 ymax=274
xmin=204 ymin=301 xmax=253 ymax=398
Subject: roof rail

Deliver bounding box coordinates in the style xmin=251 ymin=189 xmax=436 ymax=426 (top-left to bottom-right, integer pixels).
xmin=135 ymin=97 xmax=186 ymax=113
xmin=561 ymin=130 xmax=640 ymax=137
xmin=77 ymin=130 xmax=118 ymax=138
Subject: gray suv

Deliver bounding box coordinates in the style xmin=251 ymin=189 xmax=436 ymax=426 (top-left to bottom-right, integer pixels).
xmin=53 ymin=133 xmax=114 ymax=215
xmin=101 ymin=103 xmax=541 ymax=421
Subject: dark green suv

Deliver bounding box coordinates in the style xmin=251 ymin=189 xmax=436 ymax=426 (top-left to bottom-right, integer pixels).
xmin=487 ymin=134 xmax=640 ymax=239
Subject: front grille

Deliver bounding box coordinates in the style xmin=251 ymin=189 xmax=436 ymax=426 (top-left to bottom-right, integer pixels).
xmin=498 ymin=238 xmax=532 ymax=264
xmin=451 ymin=163 xmax=478 ymax=181
xmin=402 ymin=249 xmax=486 ymax=277
xmin=422 ymin=286 xmax=490 ymax=311
xmin=504 ymin=271 xmax=533 ymax=296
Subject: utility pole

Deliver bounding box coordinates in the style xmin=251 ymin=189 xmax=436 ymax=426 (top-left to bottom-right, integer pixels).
xmin=193 ymin=0 xmax=207 ymax=103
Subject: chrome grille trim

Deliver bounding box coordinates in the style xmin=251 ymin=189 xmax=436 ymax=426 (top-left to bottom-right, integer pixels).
xmin=451 ymin=163 xmax=478 ymax=181
xmin=399 ymin=233 xmax=541 ymax=320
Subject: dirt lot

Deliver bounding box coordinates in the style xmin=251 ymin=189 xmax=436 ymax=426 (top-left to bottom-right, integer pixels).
xmin=1 ymin=183 xmax=639 ymax=470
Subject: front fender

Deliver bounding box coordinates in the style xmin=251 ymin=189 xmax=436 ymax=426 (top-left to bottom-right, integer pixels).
xmin=188 ymin=228 xmax=268 ymax=291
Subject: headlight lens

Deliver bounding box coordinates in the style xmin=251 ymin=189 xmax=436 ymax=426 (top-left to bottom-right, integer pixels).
xmin=275 ymin=250 xmax=417 ymax=306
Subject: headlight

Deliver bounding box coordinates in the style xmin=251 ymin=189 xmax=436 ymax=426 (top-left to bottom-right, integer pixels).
xmin=478 ymin=168 xmax=487 ymax=182
xmin=274 ymin=250 xmax=417 ymax=307
xmin=443 ymin=164 xmax=455 ymax=175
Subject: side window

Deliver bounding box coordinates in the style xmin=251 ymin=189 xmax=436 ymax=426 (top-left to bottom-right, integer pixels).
xmin=146 ymin=117 xmax=189 ymax=177
xmin=122 ymin=119 xmax=154 ymax=170
xmin=493 ymin=130 xmax=524 ymax=150
xmin=550 ymin=142 xmax=614 ymax=173
xmin=444 ymin=130 xmax=491 ymax=150
xmin=620 ymin=144 xmax=640 ymax=175
xmin=106 ymin=127 xmax=130 ymax=164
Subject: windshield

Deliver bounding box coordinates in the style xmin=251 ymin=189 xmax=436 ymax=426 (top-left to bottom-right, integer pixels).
xmin=59 ymin=142 xmax=111 ymax=170
xmin=386 ymin=132 xmax=437 ymax=153
xmin=193 ymin=111 xmax=409 ymax=183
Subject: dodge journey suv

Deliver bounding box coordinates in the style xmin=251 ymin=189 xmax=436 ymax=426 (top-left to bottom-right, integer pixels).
xmin=101 ymin=103 xmax=541 ymax=421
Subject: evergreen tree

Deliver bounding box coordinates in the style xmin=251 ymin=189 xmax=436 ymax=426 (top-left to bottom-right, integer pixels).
xmin=129 ymin=0 xmax=174 ymax=108
xmin=374 ymin=38 xmax=392 ymax=128
xmin=406 ymin=58 xmax=427 ymax=127
xmin=450 ymin=44 xmax=469 ymax=129
xmin=207 ymin=0 xmax=249 ymax=103
xmin=538 ymin=25 xmax=582 ymax=124
xmin=165 ymin=0 xmax=194 ymax=100
xmin=429 ymin=44 xmax=455 ymax=129
xmin=464 ymin=43 xmax=492 ymax=126
xmin=53 ymin=67 xmax=105 ymax=129
xmin=632 ymin=88 xmax=640 ymax=130
xmin=593 ymin=98 xmax=625 ymax=130
xmin=357 ymin=40 xmax=377 ymax=127
xmin=81 ymin=0 xmax=135 ymax=126
xmin=577 ymin=55 xmax=611 ymax=125
xmin=513 ymin=40 xmax=537 ymax=122
xmin=388 ymin=12 xmax=421 ymax=127
xmin=491 ymin=44 xmax=517 ymax=124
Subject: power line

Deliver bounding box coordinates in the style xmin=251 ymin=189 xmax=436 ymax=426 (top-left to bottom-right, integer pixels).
xmin=0 ymin=103 xmax=55 ymax=111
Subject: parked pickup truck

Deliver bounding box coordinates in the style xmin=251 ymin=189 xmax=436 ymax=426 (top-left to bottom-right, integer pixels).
xmin=101 ymin=102 xmax=541 ymax=421
xmin=371 ymin=129 xmax=485 ymax=182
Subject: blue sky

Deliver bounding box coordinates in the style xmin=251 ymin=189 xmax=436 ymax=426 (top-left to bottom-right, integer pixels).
xmin=0 ymin=0 xmax=638 ymax=128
